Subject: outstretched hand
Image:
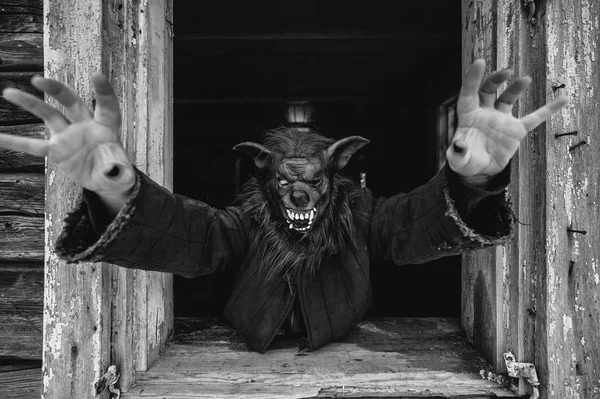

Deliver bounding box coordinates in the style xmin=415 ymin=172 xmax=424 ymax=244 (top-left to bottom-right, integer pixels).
xmin=1 ymin=74 xmax=134 ymax=203
xmin=447 ymin=59 xmax=568 ymax=186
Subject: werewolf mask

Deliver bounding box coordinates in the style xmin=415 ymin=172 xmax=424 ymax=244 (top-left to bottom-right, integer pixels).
xmin=234 ymin=127 xmax=369 ymax=281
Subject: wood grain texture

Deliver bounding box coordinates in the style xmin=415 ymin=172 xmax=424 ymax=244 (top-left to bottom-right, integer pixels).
xmin=124 ymin=317 xmax=519 ymax=399
xmin=545 ymin=1 xmax=600 ymax=398
xmin=0 ymin=33 xmax=43 ymax=71
xmin=0 ymin=124 xmax=45 ymax=172
xmin=0 ymin=214 xmax=43 ymax=260
xmin=43 ymin=1 xmax=111 ymax=398
xmin=460 ymin=0 xmax=504 ymax=371
xmin=0 ymin=72 xmax=43 ymax=123
xmin=0 ymin=173 xmax=44 ymax=215
xmin=0 ymin=263 xmax=43 ymax=358
xmin=43 ymin=0 xmax=174 ymax=396
xmin=100 ymin=0 xmax=174 ymax=390
xmin=0 ymin=368 xmax=42 ymax=399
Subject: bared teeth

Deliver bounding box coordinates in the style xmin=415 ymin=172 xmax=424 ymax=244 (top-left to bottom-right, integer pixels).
xmin=284 ymin=207 xmax=319 ymax=232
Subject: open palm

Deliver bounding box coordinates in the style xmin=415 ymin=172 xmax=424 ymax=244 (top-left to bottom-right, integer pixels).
xmin=1 ymin=74 xmax=134 ymax=197
xmin=447 ymin=59 xmax=567 ymax=184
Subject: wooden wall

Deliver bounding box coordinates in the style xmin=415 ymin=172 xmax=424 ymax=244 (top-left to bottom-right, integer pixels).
xmin=0 ymin=0 xmax=45 ymax=361
xmin=462 ymin=1 xmax=600 ymax=398
xmin=545 ymin=1 xmax=600 ymax=398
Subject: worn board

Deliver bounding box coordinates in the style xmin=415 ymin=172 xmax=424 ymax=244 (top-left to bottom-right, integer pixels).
xmin=126 ymin=317 xmax=519 ymax=399
xmin=460 ymin=0 xmax=504 ymax=372
xmin=0 ymin=368 xmax=42 ymax=399
xmin=0 ymin=32 xmax=43 ymax=71
xmin=100 ymin=0 xmax=175 ymax=390
xmin=545 ymin=1 xmax=600 ymax=398
xmin=43 ymin=0 xmax=174 ymax=396
xmin=0 ymin=263 xmax=44 ymax=358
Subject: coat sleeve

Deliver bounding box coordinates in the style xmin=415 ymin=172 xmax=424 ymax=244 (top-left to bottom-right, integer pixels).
xmin=54 ymin=168 xmax=248 ymax=278
xmin=367 ymin=163 xmax=514 ymax=264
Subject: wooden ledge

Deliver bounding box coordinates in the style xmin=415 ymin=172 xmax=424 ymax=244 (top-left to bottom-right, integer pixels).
xmin=125 ymin=317 xmax=521 ymax=398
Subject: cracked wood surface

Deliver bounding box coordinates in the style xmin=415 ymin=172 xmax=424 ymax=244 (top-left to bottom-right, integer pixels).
xmin=124 ymin=317 xmax=520 ymax=398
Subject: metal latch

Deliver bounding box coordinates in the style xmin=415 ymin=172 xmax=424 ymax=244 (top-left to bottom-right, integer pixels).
xmin=94 ymin=365 xmax=121 ymax=399
xmin=504 ymin=352 xmax=540 ymax=399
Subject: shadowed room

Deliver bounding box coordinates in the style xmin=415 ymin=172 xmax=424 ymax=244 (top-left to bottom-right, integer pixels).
xmin=172 ymin=1 xmax=462 ymax=319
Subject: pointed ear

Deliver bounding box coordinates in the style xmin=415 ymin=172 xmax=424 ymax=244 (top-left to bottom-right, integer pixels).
xmin=326 ymin=136 xmax=370 ymax=171
xmin=233 ymin=142 xmax=273 ymax=169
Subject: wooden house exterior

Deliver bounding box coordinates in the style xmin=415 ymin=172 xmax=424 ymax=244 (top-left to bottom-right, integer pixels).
xmin=0 ymin=0 xmax=598 ymax=398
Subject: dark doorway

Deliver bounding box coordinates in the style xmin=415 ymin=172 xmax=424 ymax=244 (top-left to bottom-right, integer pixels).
xmin=173 ymin=1 xmax=462 ymax=318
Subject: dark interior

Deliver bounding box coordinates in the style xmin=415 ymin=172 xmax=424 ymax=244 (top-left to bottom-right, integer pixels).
xmin=173 ymin=1 xmax=462 ymax=318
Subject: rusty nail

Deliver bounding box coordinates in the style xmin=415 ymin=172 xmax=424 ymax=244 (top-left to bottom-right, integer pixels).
xmin=567 ymin=228 xmax=587 ymax=235
xmin=569 ymin=140 xmax=587 ymax=152
xmin=555 ymin=130 xmax=578 ymax=138
xmin=552 ymin=83 xmax=566 ymax=91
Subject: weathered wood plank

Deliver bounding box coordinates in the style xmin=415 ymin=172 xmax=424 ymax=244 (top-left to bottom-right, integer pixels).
xmin=125 ymin=318 xmax=519 ymax=399
xmin=0 ymin=215 xmax=43 ymax=261
xmin=545 ymin=1 xmax=600 ymax=398
xmin=0 ymin=262 xmax=44 ymax=358
xmin=43 ymin=1 xmax=111 ymax=397
xmin=0 ymin=173 xmax=44 ymax=215
xmin=43 ymin=0 xmax=174 ymax=396
xmin=0 ymin=124 xmax=45 ymax=172
xmin=0 ymin=0 xmax=43 ymax=34
xmin=0 ymin=14 xmax=42 ymax=34
xmin=495 ymin=1 xmax=538 ymax=396
xmin=0 ymin=72 xmax=43 ymax=123
xmin=0 ymin=0 xmax=43 ymax=14
xmin=0 ymin=33 xmax=43 ymax=71
xmin=460 ymin=0 xmax=504 ymax=372
xmin=0 ymin=368 xmax=42 ymax=399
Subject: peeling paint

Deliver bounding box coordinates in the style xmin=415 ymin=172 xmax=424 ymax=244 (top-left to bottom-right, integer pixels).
xmin=563 ymin=315 xmax=573 ymax=342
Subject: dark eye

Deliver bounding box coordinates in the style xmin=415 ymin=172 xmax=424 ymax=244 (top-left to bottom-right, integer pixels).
xmin=310 ymin=179 xmax=322 ymax=186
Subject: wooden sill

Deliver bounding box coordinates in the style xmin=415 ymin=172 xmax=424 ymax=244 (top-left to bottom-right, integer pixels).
xmin=124 ymin=317 xmax=522 ymax=398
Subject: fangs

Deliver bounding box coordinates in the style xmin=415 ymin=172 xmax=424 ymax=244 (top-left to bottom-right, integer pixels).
xmin=286 ymin=207 xmax=317 ymax=232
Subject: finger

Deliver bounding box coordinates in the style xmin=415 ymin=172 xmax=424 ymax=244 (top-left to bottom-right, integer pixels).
xmin=458 ymin=58 xmax=486 ymax=113
xmin=31 ymin=76 xmax=93 ymax=123
xmin=2 ymin=88 xmax=70 ymax=132
xmin=0 ymin=133 xmax=48 ymax=157
xmin=519 ymin=95 xmax=569 ymax=132
xmin=495 ymin=76 xmax=531 ymax=113
xmin=91 ymin=73 xmax=121 ymax=130
xmin=479 ymin=68 xmax=513 ymax=107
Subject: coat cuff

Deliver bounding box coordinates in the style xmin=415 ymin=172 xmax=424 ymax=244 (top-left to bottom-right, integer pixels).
xmin=442 ymin=164 xmax=514 ymax=247
xmin=55 ymin=171 xmax=142 ymax=263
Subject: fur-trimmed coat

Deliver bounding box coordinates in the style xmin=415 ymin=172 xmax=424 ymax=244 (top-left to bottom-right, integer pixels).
xmin=56 ymin=164 xmax=513 ymax=353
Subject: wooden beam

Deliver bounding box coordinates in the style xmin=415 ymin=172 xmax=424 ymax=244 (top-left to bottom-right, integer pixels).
xmin=43 ymin=0 xmax=173 ymax=396
xmin=544 ymin=1 xmax=600 ymax=398
xmin=43 ymin=0 xmax=112 ymax=397
xmin=460 ymin=0 xmax=504 ymax=371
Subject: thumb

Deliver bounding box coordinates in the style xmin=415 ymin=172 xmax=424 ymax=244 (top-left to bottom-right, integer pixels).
xmin=446 ymin=140 xmax=471 ymax=171
xmin=90 ymin=142 xmax=135 ymax=193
